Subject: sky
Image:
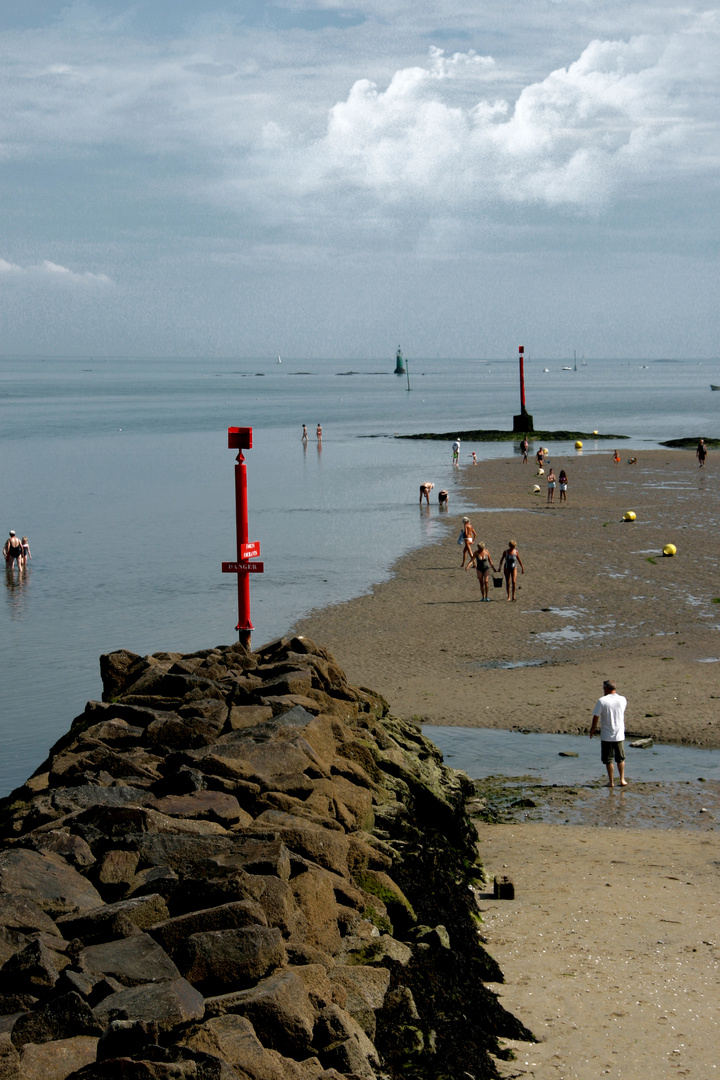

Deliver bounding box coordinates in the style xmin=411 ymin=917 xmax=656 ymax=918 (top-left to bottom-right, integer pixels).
xmin=1 ymin=0 xmax=718 ymax=359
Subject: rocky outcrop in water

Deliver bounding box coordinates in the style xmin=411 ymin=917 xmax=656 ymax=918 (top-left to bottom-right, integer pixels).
xmin=0 ymin=635 xmax=531 ymax=1080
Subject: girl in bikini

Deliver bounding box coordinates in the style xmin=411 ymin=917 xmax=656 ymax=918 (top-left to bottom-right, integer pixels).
xmin=466 ymin=542 xmax=496 ymax=601
xmin=498 ymin=540 xmax=524 ymax=601
xmin=546 ymin=468 xmax=556 ymax=504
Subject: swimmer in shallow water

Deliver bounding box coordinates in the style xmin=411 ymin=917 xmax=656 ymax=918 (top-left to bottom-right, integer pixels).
xmin=419 ymin=482 xmax=434 ymax=505
xmin=3 ymin=531 xmax=22 ymax=569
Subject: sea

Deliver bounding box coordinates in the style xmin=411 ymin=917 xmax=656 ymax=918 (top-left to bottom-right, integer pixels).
xmin=1 ymin=354 xmax=718 ymax=797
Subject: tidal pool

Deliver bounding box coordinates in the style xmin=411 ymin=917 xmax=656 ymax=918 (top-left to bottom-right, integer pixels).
xmin=422 ymin=726 xmax=720 ymax=784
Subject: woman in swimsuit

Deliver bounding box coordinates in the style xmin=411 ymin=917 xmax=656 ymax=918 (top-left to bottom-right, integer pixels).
xmin=546 ymin=468 xmax=556 ymax=504
xmin=3 ymin=531 xmax=22 ymax=568
xmin=466 ymin=542 xmax=496 ymax=601
xmin=558 ymin=470 xmax=568 ymax=503
xmin=460 ymin=517 xmax=477 ymax=568
xmin=498 ymin=540 xmax=524 ymax=601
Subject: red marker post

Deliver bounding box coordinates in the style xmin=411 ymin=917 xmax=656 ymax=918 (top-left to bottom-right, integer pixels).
xmin=512 ymin=345 xmax=534 ymax=434
xmin=223 ymin=427 xmax=264 ymax=648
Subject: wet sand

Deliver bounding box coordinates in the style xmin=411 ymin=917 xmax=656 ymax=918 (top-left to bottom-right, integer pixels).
xmin=296 ymin=448 xmax=720 ymax=1077
xmin=296 ymin=448 xmax=720 ymax=748
xmin=478 ymin=822 xmax=720 ymax=1079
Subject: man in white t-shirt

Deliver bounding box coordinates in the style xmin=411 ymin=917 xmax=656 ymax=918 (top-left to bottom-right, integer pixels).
xmin=589 ymin=680 xmax=628 ymax=788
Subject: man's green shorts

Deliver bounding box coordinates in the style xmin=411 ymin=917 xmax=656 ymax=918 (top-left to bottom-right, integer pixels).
xmin=601 ymin=740 xmax=625 ymax=764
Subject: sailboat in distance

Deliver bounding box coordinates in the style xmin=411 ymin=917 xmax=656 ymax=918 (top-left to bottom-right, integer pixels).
xmin=277 ymin=355 xmax=282 ymax=364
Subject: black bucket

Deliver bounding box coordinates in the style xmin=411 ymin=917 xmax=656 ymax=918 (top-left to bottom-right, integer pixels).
xmin=493 ymin=575 xmax=503 ymax=589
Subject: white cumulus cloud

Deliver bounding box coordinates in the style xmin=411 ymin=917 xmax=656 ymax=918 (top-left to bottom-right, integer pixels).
xmin=0 ymin=258 xmax=112 ymax=285
xmin=295 ymin=25 xmax=720 ymax=211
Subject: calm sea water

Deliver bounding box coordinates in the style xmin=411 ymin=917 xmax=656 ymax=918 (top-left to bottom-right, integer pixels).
xmin=1 ymin=354 xmax=718 ymax=796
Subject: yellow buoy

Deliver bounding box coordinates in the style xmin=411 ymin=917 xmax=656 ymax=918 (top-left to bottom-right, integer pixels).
xmin=623 ymin=511 xmax=636 ymax=521
xmin=662 ymin=543 xmax=677 ymax=556
xmin=593 ymin=429 xmax=598 ymax=435
xmin=533 ymin=485 xmax=541 ymax=494
xmin=575 ymin=440 xmax=583 ymax=449
xmin=537 ymin=467 xmax=545 ymax=475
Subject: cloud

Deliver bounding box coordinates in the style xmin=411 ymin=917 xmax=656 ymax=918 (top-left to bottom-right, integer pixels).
xmin=0 ymin=258 xmax=112 ymax=285
xmin=295 ymin=25 xmax=720 ymax=211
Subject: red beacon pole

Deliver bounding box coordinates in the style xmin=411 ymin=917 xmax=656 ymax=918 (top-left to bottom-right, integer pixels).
xmin=222 ymin=427 xmax=264 ymax=649
xmin=512 ymin=345 xmax=534 ymax=434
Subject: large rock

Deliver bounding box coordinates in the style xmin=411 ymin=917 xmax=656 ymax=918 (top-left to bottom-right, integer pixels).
xmin=0 ymin=938 xmax=63 ymax=996
xmin=289 ymin=871 xmax=341 ymax=955
xmin=57 ymin=895 xmax=170 ymax=944
xmin=0 ymin=850 xmax=102 ymax=920
xmin=150 ymin=793 xmax=248 ymax=829
xmin=11 ymin=992 xmax=102 ymax=1048
xmin=149 ymin=902 xmax=268 ymax=961
xmin=28 ymin=830 xmax=96 ymax=870
xmin=77 ymin=933 xmax=180 ymax=987
xmin=93 ymin=978 xmax=205 ymax=1032
xmin=181 ymin=927 xmax=286 ymax=996
xmin=204 ymin=970 xmax=315 ymax=1058
xmin=17 ymin=1036 xmax=98 ymax=1080
xmin=329 ymin=967 xmax=390 ymax=1038
xmin=249 ymin=814 xmax=350 ymax=877
xmin=0 ymin=895 xmax=61 ymax=939
xmin=181 ymin=1014 xmax=309 ymax=1080
xmin=314 ymin=1003 xmax=380 ymax=1080
xmin=0 ymin=1032 xmax=19 ymax=1080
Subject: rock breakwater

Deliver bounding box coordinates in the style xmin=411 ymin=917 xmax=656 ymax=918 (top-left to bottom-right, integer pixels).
xmin=0 ymin=635 xmax=531 ymax=1080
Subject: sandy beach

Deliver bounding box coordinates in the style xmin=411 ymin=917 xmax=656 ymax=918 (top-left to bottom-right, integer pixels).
xmin=478 ymin=822 xmax=720 ymax=1079
xmin=296 ymin=446 xmax=720 ymax=1077
xmin=296 ymin=448 xmax=720 ymax=748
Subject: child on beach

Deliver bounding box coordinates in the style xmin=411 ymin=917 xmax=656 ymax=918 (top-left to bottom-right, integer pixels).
xmin=498 ymin=540 xmax=524 ymax=601
xmin=558 ymin=470 xmax=568 ymax=502
xmin=546 ymin=468 xmax=556 ymax=504
xmin=466 ymin=542 xmax=496 ymax=601
xmin=613 ymin=449 xmax=621 ymax=466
